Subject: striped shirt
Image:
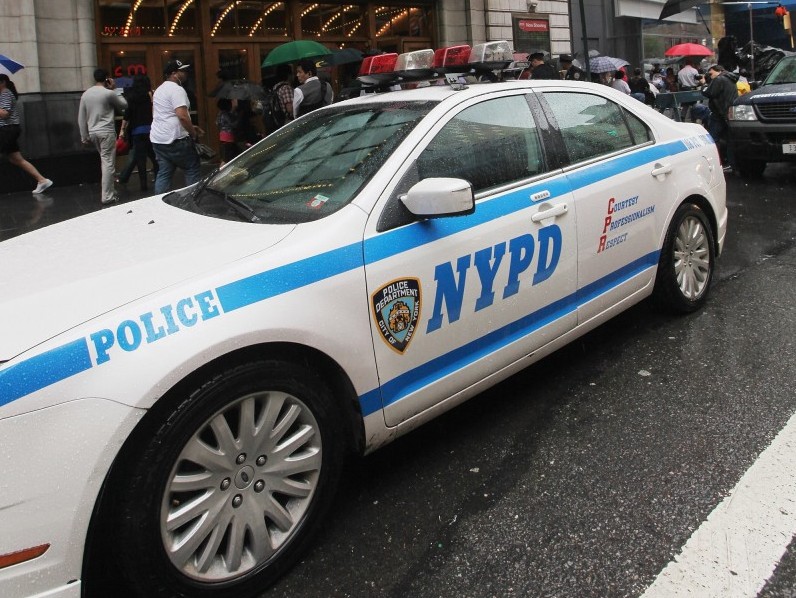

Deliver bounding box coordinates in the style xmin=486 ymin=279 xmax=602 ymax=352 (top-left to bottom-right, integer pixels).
xmin=0 ymin=89 xmax=20 ymax=126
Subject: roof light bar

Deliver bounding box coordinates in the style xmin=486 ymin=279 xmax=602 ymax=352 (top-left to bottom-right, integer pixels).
xmin=468 ymin=41 xmax=513 ymax=69
xmin=433 ymin=45 xmax=471 ymax=71
xmin=354 ymin=41 xmax=520 ymax=89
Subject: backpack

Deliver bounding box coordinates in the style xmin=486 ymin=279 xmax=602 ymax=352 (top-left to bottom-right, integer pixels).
xmin=262 ymin=81 xmax=289 ymax=134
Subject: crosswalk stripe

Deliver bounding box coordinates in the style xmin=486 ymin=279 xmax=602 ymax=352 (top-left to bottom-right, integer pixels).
xmin=642 ymin=410 xmax=796 ymax=597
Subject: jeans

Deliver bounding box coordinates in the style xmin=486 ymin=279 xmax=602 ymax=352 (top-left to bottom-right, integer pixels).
xmin=119 ymin=134 xmax=158 ymax=188
xmin=152 ymin=136 xmax=201 ymax=195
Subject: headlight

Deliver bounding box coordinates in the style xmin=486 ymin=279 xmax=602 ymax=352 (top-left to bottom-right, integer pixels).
xmin=728 ymin=104 xmax=757 ymax=121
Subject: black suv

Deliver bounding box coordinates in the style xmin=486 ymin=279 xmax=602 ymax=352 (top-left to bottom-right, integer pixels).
xmin=728 ymin=55 xmax=796 ymax=177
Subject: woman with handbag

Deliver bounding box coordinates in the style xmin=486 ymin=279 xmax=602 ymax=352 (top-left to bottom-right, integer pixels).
xmin=117 ymin=75 xmax=158 ymax=191
xmin=0 ymin=74 xmax=53 ymax=194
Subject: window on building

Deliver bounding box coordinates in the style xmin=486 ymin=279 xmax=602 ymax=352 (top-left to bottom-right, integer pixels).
xmin=375 ymin=6 xmax=432 ymax=39
xmin=209 ymin=1 xmax=288 ymax=37
xmin=299 ymin=4 xmax=366 ymax=39
xmin=98 ymin=0 xmax=199 ymax=38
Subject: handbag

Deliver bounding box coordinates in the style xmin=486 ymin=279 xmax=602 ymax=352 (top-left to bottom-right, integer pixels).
xmin=194 ymin=141 xmax=216 ymax=160
xmin=115 ymin=136 xmax=130 ymax=156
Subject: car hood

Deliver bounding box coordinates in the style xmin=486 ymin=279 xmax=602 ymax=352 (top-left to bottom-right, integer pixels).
xmin=735 ymin=82 xmax=796 ymax=106
xmin=0 ymin=196 xmax=294 ymax=361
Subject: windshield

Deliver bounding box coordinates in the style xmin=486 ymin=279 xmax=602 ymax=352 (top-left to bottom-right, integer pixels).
xmin=764 ymin=57 xmax=796 ymax=85
xmin=165 ymin=100 xmax=436 ymax=224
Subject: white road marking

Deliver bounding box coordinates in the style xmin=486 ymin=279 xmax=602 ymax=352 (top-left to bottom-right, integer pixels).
xmin=642 ymin=410 xmax=796 ymax=597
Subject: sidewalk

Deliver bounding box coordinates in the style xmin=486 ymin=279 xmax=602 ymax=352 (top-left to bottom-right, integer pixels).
xmin=0 ymin=164 xmax=215 ymax=243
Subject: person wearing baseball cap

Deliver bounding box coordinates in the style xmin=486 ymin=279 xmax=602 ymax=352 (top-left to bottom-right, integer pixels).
xmin=150 ymin=58 xmax=204 ymax=194
xmin=559 ymin=54 xmax=585 ymax=81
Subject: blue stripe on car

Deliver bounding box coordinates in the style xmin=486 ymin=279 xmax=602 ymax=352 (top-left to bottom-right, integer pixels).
xmin=0 ymin=138 xmax=696 ymax=410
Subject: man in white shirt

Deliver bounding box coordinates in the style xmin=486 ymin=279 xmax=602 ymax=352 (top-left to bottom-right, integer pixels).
xmin=78 ymin=68 xmax=128 ymax=204
xmin=150 ymin=60 xmax=204 ymax=194
xmin=677 ymin=60 xmax=700 ymax=89
xmin=677 ymin=59 xmax=702 ymax=121
xmin=292 ymin=59 xmax=333 ymax=119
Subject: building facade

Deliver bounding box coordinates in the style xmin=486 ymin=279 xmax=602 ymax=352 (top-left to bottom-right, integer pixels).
xmin=4 ymin=0 xmax=574 ymax=191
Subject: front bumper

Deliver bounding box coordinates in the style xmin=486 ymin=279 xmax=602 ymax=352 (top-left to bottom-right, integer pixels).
xmin=729 ymin=120 xmax=796 ymax=162
xmin=0 ymin=399 xmax=144 ymax=598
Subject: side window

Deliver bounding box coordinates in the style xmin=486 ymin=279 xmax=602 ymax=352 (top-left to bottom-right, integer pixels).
xmin=543 ymin=92 xmax=636 ymax=164
xmin=623 ymin=107 xmax=652 ymax=145
xmin=416 ymin=95 xmax=545 ymax=193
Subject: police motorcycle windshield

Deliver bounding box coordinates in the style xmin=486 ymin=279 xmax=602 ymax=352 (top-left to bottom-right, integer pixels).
xmin=166 ymin=101 xmax=435 ymax=225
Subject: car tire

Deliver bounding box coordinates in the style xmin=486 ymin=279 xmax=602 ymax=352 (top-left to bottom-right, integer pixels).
xmin=113 ymin=359 xmax=345 ymax=597
xmin=653 ymin=203 xmax=716 ymax=314
xmin=736 ymin=159 xmax=766 ymax=178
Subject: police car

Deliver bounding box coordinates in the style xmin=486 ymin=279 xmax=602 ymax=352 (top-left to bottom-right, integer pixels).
xmin=0 ymin=43 xmax=726 ymax=598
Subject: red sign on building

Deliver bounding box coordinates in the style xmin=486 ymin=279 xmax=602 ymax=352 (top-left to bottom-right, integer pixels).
xmin=518 ymin=19 xmax=549 ymax=32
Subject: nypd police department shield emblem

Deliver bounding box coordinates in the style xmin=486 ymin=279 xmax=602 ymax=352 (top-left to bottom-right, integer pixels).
xmin=371 ymin=278 xmax=421 ymax=354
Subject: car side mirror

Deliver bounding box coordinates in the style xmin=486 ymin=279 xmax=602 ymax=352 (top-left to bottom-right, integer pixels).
xmin=399 ymin=177 xmax=475 ymax=219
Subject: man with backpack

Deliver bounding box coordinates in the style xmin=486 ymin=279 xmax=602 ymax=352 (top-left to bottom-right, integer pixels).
xmin=263 ymin=64 xmax=293 ymax=135
xmin=293 ymin=59 xmax=333 ymax=119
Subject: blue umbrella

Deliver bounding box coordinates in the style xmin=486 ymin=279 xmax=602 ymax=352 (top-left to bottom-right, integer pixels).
xmin=0 ymin=54 xmax=25 ymax=76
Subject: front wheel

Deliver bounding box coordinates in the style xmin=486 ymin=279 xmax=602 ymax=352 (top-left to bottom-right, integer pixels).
xmin=113 ymin=360 xmax=345 ymax=597
xmin=653 ymin=203 xmax=716 ymax=314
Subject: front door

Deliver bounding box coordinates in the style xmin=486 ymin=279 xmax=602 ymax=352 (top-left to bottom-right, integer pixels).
xmin=363 ymin=92 xmax=579 ymax=427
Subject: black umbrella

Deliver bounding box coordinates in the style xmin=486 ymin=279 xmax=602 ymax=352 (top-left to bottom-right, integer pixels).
xmin=209 ymin=80 xmax=265 ymax=101
xmin=316 ymin=47 xmax=364 ymax=68
xmin=659 ymin=0 xmax=703 ymax=20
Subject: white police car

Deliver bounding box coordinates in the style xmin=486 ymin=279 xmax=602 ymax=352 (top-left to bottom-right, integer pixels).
xmin=0 ymin=47 xmax=726 ymax=598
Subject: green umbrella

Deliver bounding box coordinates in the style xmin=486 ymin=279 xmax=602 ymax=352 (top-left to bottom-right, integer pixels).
xmin=262 ymin=40 xmax=332 ymax=67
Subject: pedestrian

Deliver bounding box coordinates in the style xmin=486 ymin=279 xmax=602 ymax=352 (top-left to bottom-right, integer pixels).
xmin=216 ymin=97 xmax=239 ymax=166
xmin=263 ymin=63 xmax=293 ymax=134
xmin=677 ymin=59 xmax=701 ymax=120
xmin=528 ymin=52 xmax=560 ymax=80
xmin=0 ymin=74 xmax=53 ymax=194
xmin=650 ymin=63 xmax=666 ymax=92
xmin=558 ymin=54 xmax=585 ymax=81
xmin=78 ymin=68 xmax=128 ymax=204
xmin=293 ymin=59 xmax=333 ymax=119
xmin=699 ymin=64 xmax=740 ymax=168
xmin=610 ymin=70 xmax=631 ymax=94
xmin=677 ymin=59 xmax=700 ymax=90
xmin=150 ymin=59 xmax=204 ymax=194
xmin=117 ymin=74 xmax=158 ymax=191
xmin=665 ymin=67 xmax=678 ymax=92
xmin=629 ymin=67 xmax=654 ymax=104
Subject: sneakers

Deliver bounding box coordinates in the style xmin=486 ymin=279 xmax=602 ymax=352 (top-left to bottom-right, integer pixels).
xmin=32 ymin=179 xmax=53 ymax=194
xmin=101 ymin=195 xmax=119 ymax=205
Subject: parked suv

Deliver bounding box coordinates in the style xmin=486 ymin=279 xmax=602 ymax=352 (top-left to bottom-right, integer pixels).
xmin=728 ymin=55 xmax=796 ymax=177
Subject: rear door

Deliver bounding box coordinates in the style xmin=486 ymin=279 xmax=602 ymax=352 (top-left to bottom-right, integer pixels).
xmin=537 ymin=90 xmax=675 ymax=322
xmin=362 ymin=91 xmax=579 ymax=427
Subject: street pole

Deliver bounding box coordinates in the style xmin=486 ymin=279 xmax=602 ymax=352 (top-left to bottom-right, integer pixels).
xmin=748 ymin=2 xmax=756 ymax=80
xmin=578 ymin=0 xmax=591 ymax=80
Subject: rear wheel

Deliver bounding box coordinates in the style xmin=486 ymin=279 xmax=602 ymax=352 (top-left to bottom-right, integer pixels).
xmin=653 ymin=203 xmax=715 ymax=314
xmin=114 ymin=360 xmax=345 ymax=597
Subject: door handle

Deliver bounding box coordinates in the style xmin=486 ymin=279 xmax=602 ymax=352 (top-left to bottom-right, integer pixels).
xmin=531 ymin=203 xmax=568 ymax=222
xmin=651 ymin=163 xmax=673 ymax=178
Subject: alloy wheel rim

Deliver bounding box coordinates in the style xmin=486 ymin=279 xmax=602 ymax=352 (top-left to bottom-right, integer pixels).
xmin=160 ymin=390 xmax=322 ymax=582
xmin=673 ymin=215 xmax=711 ymax=301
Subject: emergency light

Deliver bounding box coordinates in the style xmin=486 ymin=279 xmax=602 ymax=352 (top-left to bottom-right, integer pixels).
xmin=355 ymin=41 xmax=520 ymax=88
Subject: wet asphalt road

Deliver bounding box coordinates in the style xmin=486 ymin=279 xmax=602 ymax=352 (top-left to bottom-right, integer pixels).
xmin=261 ymin=165 xmax=796 ymax=598
xmin=2 ymin=163 xmax=795 ymax=597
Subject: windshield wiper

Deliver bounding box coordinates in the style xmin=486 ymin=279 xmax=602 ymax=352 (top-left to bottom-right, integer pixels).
xmin=205 ymin=188 xmax=261 ymax=222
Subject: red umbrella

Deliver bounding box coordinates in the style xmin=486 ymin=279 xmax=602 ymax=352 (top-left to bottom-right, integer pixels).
xmin=664 ymin=43 xmax=713 ymax=57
